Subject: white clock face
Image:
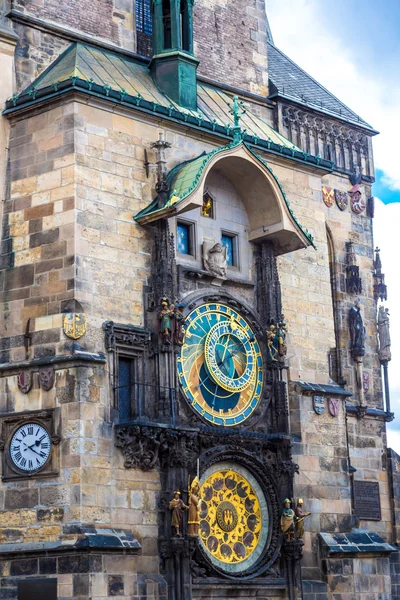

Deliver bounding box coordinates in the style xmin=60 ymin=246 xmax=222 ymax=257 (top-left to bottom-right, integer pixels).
xmin=10 ymin=423 xmax=51 ymax=472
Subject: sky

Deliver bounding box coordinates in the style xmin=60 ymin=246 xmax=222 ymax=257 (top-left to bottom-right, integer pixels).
xmin=266 ymin=0 xmax=400 ymax=451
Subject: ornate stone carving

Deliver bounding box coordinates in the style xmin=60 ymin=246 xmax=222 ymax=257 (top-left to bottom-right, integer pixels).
xmin=346 ymin=241 xmax=362 ymax=295
xmin=378 ymin=306 xmax=391 ymax=362
xmin=104 ymin=321 xmax=151 ymax=352
xmin=150 ymin=219 xmax=177 ymax=310
xmin=255 ymin=241 xmax=282 ymax=328
xmin=203 ymin=242 xmax=227 ymax=279
xmin=374 ymin=247 xmax=388 ymax=302
xmin=115 ymin=423 xmax=286 ymax=475
xmin=281 ymin=104 xmax=370 ymax=178
xmin=39 ymin=367 xmax=55 ymax=391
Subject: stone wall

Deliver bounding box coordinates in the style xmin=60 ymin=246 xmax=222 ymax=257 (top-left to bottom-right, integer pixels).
xmin=193 ymin=0 xmax=269 ymax=95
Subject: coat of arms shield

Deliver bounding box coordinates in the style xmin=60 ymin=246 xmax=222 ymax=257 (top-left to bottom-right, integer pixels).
xmin=322 ymin=186 xmax=334 ymax=208
xmin=17 ymin=371 xmax=32 ymax=394
xmin=313 ymin=395 xmax=325 ymax=415
xmin=39 ymin=367 xmax=55 ymax=391
xmin=63 ymin=313 xmax=86 ymax=340
xmin=334 ymin=189 xmax=348 ymax=211
xmin=328 ymin=397 xmax=340 ymax=417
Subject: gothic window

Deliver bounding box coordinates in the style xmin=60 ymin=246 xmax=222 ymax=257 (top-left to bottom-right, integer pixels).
xmin=136 ymin=0 xmax=153 ymax=57
xmin=177 ymin=220 xmax=195 ymax=256
xmin=221 ymin=233 xmax=238 ymax=267
xmin=104 ymin=322 xmax=151 ymax=422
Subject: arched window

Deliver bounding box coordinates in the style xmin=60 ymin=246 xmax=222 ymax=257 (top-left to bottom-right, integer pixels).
xmin=136 ymin=0 xmax=153 ymax=57
xmin=327 ymin=226 xmax=344 ymax=385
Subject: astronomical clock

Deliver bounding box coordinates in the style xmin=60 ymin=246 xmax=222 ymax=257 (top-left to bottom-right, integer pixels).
xmin=177 ymin=303 xmax=263 ymax=427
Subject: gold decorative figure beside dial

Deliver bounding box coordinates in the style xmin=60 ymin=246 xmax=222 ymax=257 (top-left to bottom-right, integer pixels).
xmin=177 ymin=303 xmax=263 ymax=426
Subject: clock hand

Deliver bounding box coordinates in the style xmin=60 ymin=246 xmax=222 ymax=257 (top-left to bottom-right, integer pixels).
xmin=28 ymin=446 xmax=43 ymax=458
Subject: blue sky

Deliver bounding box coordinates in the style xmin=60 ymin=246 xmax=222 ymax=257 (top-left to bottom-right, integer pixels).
xmin=267 ymin=0 xmax=400 ymax=450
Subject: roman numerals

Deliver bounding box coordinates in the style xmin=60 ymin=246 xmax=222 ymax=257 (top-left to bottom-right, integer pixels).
xmin=9 ymin=423 xmax=51 ymax=473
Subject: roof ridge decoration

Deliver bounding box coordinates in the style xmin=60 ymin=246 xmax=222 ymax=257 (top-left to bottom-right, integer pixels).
xmin=4 ymin=42 xmax=334 ymax=174
xmin=135 ymin=139 xmax=316 ymax=253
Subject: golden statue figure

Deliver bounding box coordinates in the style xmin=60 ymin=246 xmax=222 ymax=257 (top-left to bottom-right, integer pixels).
xmin=280 ymin=498 xmax=295 ymax=541
xmin=202 ymin=194 xmax=213 ymax=217
xmin=267 ymin=325 xmax=278 ymax=361
xmin=169 ymin=491 xmax=189 ymax=537
xmin=295 ymin=498 xmax=311 ymax=540
xmin=188 ymin=476 xmax=201 ymax=537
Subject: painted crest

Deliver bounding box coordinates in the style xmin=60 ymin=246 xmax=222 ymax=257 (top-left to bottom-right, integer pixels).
xmin=17 ymin=371 xmax=32 ymax=394
xmin=328 ymin=397 xmax=340 ymax=417
xmin=322 ymin=186 xmax=334 ymax=208
xmin=313 ymin=395 xmax=325 ymax=415
xmin=334 ymin=189 xmax=348 ymax=211
xmin=39 ymin=367 xmax=55 ymax=391
xmin=63 ymin=313 xmax=86 ymax=340
xmin=349 ymin=184 xmax=366 ymax=214
xmin=363 ymin=372 xmax=370 ymax=394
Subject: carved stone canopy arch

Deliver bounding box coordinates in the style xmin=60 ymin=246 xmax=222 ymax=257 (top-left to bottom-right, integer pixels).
xmin=135 ymin=142 xmax=314 ymax=255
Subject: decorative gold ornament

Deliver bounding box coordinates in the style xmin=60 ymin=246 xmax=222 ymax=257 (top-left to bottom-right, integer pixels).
xmin=199 ymin=468 xmax=262 ymax=565
xmin=63 ymin=313 xmax=86 ymax=339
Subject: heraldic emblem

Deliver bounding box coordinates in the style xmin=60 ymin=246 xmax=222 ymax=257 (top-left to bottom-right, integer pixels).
xmin=328 ymin=398 xmax=340 ymax=417
xmin=322 ymin=186 xmax=334 ymax=208
xmin=17 ymin=371 xmax=32 ymax=394
xmin=349 ymin=184 xmax=366 ymax=214
xmin=39 ymin=367 xmax=55 ymax=391
xmin=63 ymin=313 xmax=86 ymax=340
xmin=313 ymin=395 xmax=325 ymax=415
xmin=334 ymin=189 xmax=348 ymax=211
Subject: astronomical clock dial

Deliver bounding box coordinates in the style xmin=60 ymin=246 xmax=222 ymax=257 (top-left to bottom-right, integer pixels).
xmin=199 ymin=462 xmax=269 ymax=575
xmin=9 ymin=423 xmax=51 ymax=473
xmin=177 ymin=303 xmax=263 ymax=426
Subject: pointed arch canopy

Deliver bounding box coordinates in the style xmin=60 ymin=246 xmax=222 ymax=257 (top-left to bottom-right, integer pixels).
xmin=135 ymin=141 xmax=315 ymax=254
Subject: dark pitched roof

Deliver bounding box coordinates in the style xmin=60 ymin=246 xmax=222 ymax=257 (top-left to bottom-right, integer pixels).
xmin=267 ymin=42 xmax=374 ymax=131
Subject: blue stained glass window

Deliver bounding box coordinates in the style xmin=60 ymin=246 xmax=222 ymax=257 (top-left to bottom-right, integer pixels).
xmin=177 ymin=223 xmax=190 ymax=254
xmin=136 ymin=0 xmax=153 ymax=57
xmin=222 ymin=235 xmax=234 ymax=266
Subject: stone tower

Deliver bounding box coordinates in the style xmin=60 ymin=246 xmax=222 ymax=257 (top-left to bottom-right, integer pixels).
xmin=0 ymin=2 xmax=397 ymax=600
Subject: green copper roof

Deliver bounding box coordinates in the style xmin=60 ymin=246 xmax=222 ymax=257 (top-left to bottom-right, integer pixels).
xmin=4 ymin=42 xmax=333 ymax=173
xmin=7 ymin=42 xmax=296 ymax=148
xmin=134 ymin=139 xmax=316 ymax=248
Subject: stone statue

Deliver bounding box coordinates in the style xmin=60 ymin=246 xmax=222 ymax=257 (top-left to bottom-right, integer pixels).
xmin=174 ymin=303 xmax=186 ymax=346
xmin=280 ymin=499 xmax=295 ymax=541
xmin=203 ymin=242 xmax=227 ymax=279
xmin=159 ymin=298 xmax=174 ymax=345
xmin=169 ymin=491 xmax=189 ymax=537
xmin=378 ymin=306 xmax=391 ymax=362
xmin=187 ymin=476 xmax=201 ymax=537
xmin=349 ymin=299 xmax=365 ymax=359
xmin=295 ymin=499 xmax=311 ymax=540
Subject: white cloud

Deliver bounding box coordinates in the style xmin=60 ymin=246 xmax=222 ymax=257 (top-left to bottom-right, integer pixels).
xmin=266 ymin=1 xmax=400 ymax=453
xmin=266 ymin=0 xmax=400 ymax=191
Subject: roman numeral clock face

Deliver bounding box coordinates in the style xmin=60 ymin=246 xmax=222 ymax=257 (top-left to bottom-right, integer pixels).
xmin=177 ymin=303 xmax=263 ymax=426
xmin=9 ymin=423 xmax=51 ymax=473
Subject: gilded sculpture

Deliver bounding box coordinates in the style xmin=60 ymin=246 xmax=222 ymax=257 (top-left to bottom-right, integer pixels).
xmin=159 ymin=298 xmax=174 ymax=345
xmin=295 ymin=499 xmax=311 ymax=540
xmin=169 ymin=491 xmax=189 ymax=537
xmin=281 ymin=499 xmax=295 ymax=541
xmin=187 ymin=476 xmax=201 ymax=537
